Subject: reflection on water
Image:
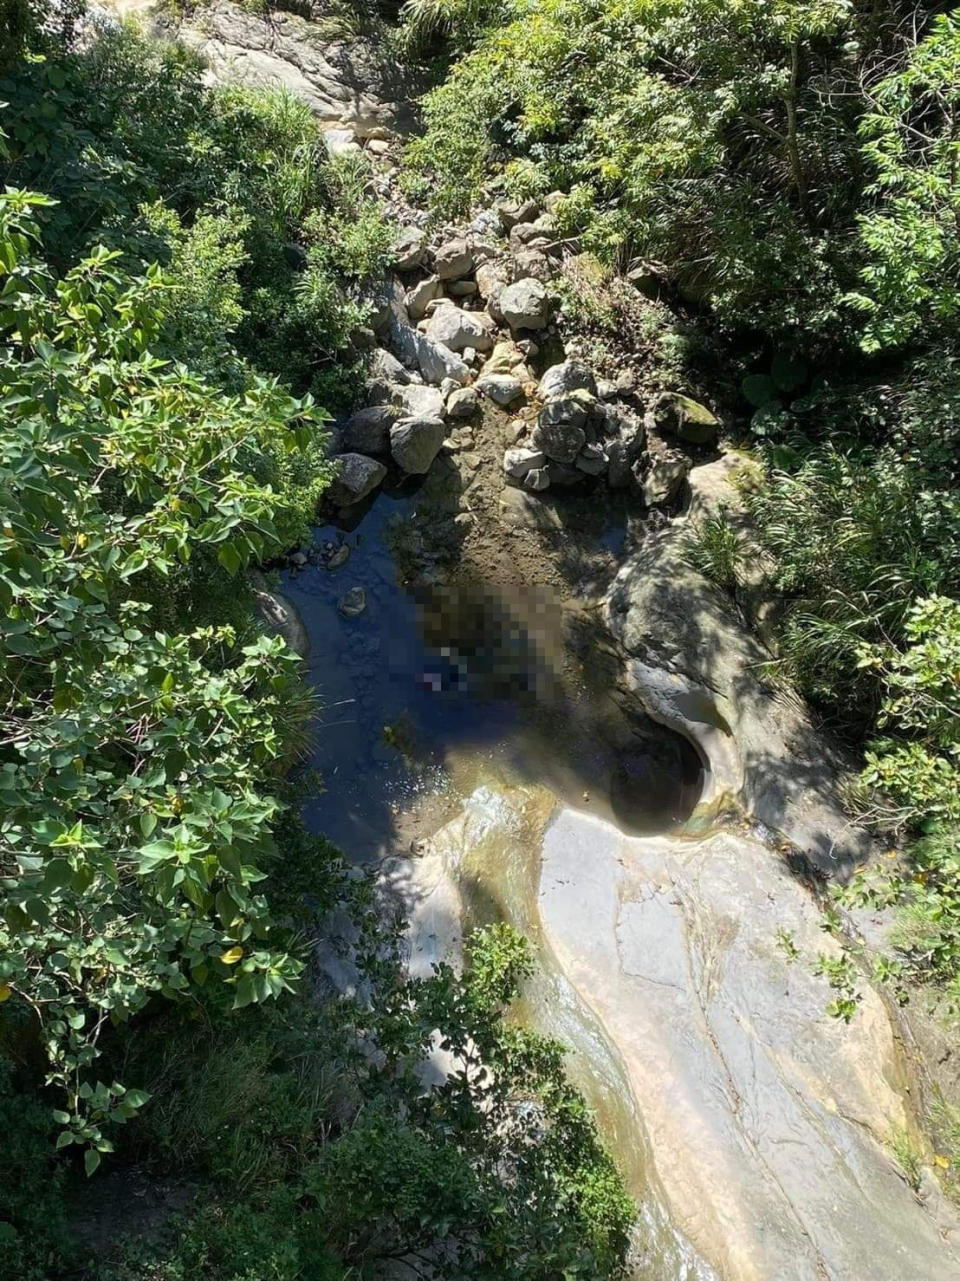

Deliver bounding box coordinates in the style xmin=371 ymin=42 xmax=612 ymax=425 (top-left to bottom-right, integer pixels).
xmin=287 ymin=493 xmax=701 ymax=861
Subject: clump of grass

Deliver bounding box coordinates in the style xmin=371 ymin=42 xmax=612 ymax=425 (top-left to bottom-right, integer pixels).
xmin=681 ymin=507 xmax=742 ymax=591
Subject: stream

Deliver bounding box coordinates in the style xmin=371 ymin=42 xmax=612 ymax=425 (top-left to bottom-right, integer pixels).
xmin=285 ymin=489 xmax=702 ymax=862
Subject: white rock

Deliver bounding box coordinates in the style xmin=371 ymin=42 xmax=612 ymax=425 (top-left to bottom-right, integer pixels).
xmin=404 ymin=275 xmax=441 ymax=321
xmin=502 ymin=447 xmax=546 ymax=478
xmin=524 ymin=466 xmax=551 ymax=491
xmin=538 ymin=359 xmax=597 ymax=401
xmin=446 ymin=386 xmax=478 ymax=419
xmin=397 ymin=383 xmax=445 ymax=419
xmin=426 ymin=304 xmax=495 ymax=353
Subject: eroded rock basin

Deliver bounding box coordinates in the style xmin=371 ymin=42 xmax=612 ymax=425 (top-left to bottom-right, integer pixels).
xmin=291 ymin=485 xmax=960 ymax=1280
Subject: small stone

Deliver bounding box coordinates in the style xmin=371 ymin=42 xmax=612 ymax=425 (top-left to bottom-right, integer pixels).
xmin=462 ymin=451 xmax=482 ymax=470
xmin=367 ymin=138 xmax=390 ymax=156
xmin=462 ymin=347 xmax=477 ymax=365
xmin=446 ymin=386 xmax=478 ymax=419
xmin=291 ymin=550 xmax=307 ymax=566
xmin=496 ymin=197 xmax=540 ymax=230
xmin=615 ymin=369 xmax=637 ymax=394
xmin=338 ymin=586 xmax=367 ymax=618
xmin=502 ymin=447 xmax=547 ymax=478
xmin=326 ymin=544 xmax=351 ymax=570
xmin=507 ymin=418 xmax=526 ymax=443
xmin=596 ymin=379 xmax=617 ymax=400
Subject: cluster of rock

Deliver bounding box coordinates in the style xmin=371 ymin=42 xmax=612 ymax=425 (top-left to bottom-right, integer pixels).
xmin=329 ymin=198 xmax=720 ymax=513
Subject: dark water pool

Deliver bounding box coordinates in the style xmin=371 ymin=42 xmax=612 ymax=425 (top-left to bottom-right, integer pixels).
xmin=285 ymin=494 xmax=701 ymax=861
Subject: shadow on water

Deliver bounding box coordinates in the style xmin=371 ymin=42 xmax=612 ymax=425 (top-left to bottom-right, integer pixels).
xmin=286 ymin=491 xmax=702 ymax=862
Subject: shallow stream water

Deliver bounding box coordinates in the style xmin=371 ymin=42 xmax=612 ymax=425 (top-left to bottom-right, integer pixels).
xmin=286 ymin=489 xmax=702 ymax=861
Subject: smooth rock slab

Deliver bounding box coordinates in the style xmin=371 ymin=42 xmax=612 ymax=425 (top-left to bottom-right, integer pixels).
xmin=538 ymin=812 xmax=960 ymax=1281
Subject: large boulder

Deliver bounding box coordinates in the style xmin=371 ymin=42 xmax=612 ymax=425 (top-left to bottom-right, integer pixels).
xmin=426 ymin=304 xmax=495 ymax=353
xmin=433 ymin=238 xmax=474 ymax=281
xmin=390 ymin=317 xmax=470 ymax=387
xmin=365 ymin=347 xmax=410 ymax=402
xmin=537 ymin=359 xmax=597 ymax=401
xmin=499 ymin=277 xmax=553 ymax=331
xmin=342 ymin=404 xmax=397 ymax=454
xmin=329 ymin=452 xmax=387 ymax=505
xmin=653 ymin=391 xmax=720 ymax=445
xmin=390 ymin=416 xmax=446 ymax=474
xmin=532 ymin=395 xmax=591 ymax=464
xmin=396 ymin=383 xmax=445 ymax=419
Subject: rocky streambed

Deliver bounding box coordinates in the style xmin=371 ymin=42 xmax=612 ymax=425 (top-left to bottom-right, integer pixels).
xmin=125 ymin=4 xmax=960 ymax=1275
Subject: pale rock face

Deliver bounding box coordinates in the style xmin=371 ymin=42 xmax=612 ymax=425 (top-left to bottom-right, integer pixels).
xmin=390 ymin=416 xmax=446 ymax=474
xmin=500 ymin=277 xmax=553 ymax=330
xmin=329 ymin=452 xmax=386 ymax=505
xmin=523 ymin=466 xmax=550 ymax=491
xmin=432 ymin=238 xmax=474 ymax=281
xmin=475 ymin=260 xmax=511 ymax=322
xmin=425 ymin=304 xmax=495 ymax=353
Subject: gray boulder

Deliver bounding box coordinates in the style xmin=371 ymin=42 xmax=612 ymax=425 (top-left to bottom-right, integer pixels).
xmin=475 ymin=259 xmax=510 ymax=321
xmin=524 ymin=466 xmax=550 ymax=491
xmin=394 ymin=227 xmax=426 ymax=271
xmin=537 ymin=359 xmax=597 ymax=401
xmin=329 ymin=453 xmax=387 ymax=505
xmin=404 ymin=276 xmax=442 ymax=321
xmin=641 ymin=451 xmax=691 ymax=506
xmin=446 ymin=386 xmax=478 ymax=419
xmin=426 ymin=304 xmax=495 ymax=353
xmin=575 ymin=443 xmax=607 ymax=475
xmin=500 ymin=277 xmax=553 ymax=330
xmin=390 ymin=416 xmax=446 ymax=474
xmin=342 ymin=404 xmax=397 ymax=454
xmin=476 ymin=372 xmax=524 ymax=407
xmin=433 ymin=238 xmax=474 ymax=281
xmin=653 ymin=391 xmax=720 ymax=445
xmin=396 ymin=383 xmax=445 ymax=419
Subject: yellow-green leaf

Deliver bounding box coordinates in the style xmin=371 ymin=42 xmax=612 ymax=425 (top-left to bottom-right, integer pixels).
xmin=220 ymin=946 xmax=243 ymax=964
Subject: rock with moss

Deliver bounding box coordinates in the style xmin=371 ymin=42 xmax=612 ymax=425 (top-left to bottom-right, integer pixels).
xmin=653 ymin=392 xmax=719 ymax=445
